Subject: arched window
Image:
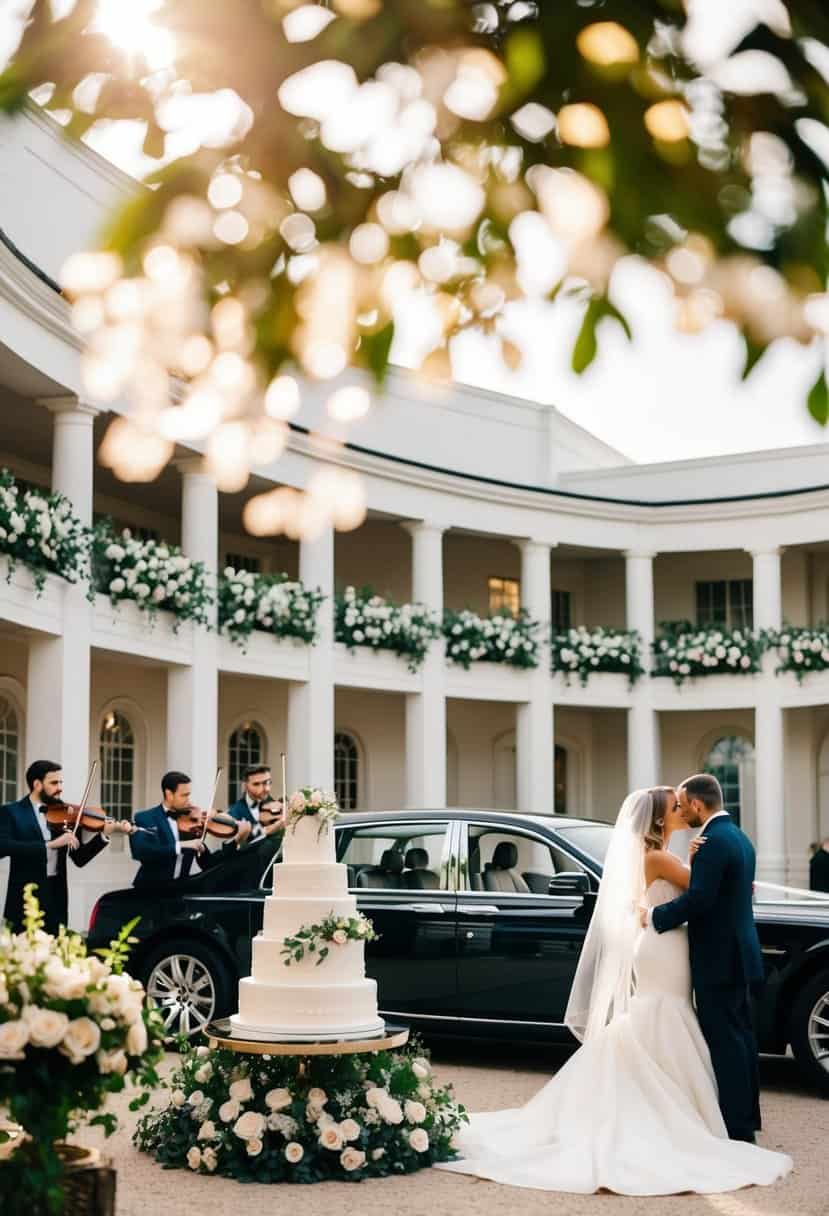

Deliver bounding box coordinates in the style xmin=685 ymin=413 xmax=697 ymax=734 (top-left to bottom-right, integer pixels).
xmin=555 ymin=744 xmax=567 ymax=815
xmin=99 ymin=710 xmax=135 ymax=821
xmin=704 ymin=736 xmax=755 ymax=828
xmin=334 ymin=732 xmax=359 ymax=811
xmin=228 ymin=721 xmax=265 ymax=805
xmin=0 ymin=695 xmax=19 ymax=804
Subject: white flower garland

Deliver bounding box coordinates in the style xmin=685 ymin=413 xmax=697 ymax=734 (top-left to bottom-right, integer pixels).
xmin=335 ymin=586 xmax=440 ymax=671
xmin=219 ymin=567 xmax=323 ymax=649
xmin=767 ymin=627 xmax=829 ymax=681
xmin=93 ymin=522 xmax=212 ymax=629
xmin=0 ymin=469 xmax=88 ymax=593
xmin=551 ymin=626 xmax=643 ymax=685
xmin=443 ymin=609 xmax=539 ymax=669
xmin=652 ymin=624 xmax=763 ymax=685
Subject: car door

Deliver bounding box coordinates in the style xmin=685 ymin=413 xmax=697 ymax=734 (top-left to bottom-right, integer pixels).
xmin=335 ymin=818 xmax=458 ymax=1016
xmin=454 ymin=820 xmax=594 ymax=1026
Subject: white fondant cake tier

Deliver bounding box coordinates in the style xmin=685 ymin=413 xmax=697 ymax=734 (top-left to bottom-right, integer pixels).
xmin=272 ymin=863 xmax=347 ymax=900
xmin=251 ymin=936 xmax=365 ymax=984
xmin=281 ymin=813 xmax=336 ymax=865
xmin=232 ymin=976 xmax=383 ymax=1041
xmin=262 ymin=894 xmax=357 ymax=940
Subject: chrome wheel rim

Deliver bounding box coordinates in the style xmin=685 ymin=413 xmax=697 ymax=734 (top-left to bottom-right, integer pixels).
xmin=147 ymin=954 xmax=216 ymax=1038
xmin=807 ymin=988 xmax=829 ymax=1074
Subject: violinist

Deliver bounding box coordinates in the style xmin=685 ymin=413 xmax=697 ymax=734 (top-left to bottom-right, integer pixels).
xmin=130 ymin=770 xmax=225 ymax=887
xmin=224 ymin=764 xmax=286 ymax=849
xmin=0 ymin=759 xmax=132 ymax=934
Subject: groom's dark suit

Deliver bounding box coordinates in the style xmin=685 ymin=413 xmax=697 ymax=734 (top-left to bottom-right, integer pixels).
xmin=652 ymin=813 xmax=764 ymax=1140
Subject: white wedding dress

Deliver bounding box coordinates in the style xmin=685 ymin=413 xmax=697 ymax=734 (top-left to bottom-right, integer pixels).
xmin=438 ymin=879 xmax=793 ymax=1194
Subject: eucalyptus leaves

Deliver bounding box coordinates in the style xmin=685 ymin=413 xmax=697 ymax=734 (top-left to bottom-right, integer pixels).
xmin=281 ymin=912 xmax=377 ymax=968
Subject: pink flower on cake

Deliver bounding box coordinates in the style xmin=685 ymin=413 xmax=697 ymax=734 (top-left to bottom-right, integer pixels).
xmin=288 ymin=792 xmax=306 ymax=813
xmin=285 ymin=1142 xmax=304 ymax=1163
xmin=409 ymin=1128 xmax=430 ymax=1153
xmin=332 ymin=929 xmax=348 ymax=945
xmin=318 ymin=1123 xmax=344 ymax=1151
xmin=233 ymin=1110 xmax=266 ymax=1140
xmin=340 ymin=1147 xmax=366 ymax=1171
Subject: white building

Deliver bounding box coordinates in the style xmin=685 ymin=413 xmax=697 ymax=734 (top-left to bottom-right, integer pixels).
xmin=2 ymin=107 xmax=829 ymax=929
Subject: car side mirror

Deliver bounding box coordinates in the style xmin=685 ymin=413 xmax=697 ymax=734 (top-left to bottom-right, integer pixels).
xmin=548 ymin=872 xmax=590 ymax=897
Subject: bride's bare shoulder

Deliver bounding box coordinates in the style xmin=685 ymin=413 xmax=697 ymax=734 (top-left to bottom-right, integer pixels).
xmin=644 ymin=848 xmax=690 ymax=889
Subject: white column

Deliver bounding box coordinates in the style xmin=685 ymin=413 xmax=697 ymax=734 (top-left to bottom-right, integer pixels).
xmin=167 ymin=460 xmax=218 ymax=805
xmin=287 ymin=525 xmax=335 ymax=792
xmin=625 ymin=550 xmax=660 ymax=791
xmin=515 ymin=540 xmax=554 ymax=814
xmin=26 ymin=400 xmax=96 ymax=797
xmin=751 ymin=548 xmax=785 ymax=881
xmin=403 ymin=522 xmax=446 ymax=807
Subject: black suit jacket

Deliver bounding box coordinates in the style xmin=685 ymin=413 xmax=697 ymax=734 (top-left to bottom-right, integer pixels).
xmin=652 ymin=814 xmax=764 ymax=989
xmin=129 ymin=805 xmax=222 ymax=887
xmin=810 ymin=847 xmax=829 ymax=893
xmin=0 ymin=795 xmax=107 ymax=932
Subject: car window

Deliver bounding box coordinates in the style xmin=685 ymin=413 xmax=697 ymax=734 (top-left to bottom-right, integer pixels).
xmin=555 ymin=823 xmax=613 ymax=866
xmin=464 ymin=826 xmax=588 ymax=894
xmin=337 ymin=822 xmax=452 ymax=891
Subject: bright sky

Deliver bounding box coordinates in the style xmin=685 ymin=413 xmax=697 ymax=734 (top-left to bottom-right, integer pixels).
xmin=0 ymin=0 xmax=826 ymax=464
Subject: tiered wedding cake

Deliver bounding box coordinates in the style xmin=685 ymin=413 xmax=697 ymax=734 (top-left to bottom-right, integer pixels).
xmin=231 ymin=802 xmax=385 ymax=1042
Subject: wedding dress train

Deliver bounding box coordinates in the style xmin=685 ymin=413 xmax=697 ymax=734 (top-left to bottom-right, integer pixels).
xmin=437 ymin=880 xmax=793 ymax=1194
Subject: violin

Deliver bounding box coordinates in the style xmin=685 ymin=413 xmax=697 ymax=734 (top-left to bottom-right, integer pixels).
xmin=175 ymin=805 xmax=239 ymax=840
xmin=45 ymin=801 xmax=111 ymax=834
xmin=257 ymin=798 xmax=285 ymax=828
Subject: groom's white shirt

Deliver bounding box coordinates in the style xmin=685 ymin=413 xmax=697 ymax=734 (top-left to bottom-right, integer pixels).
xmin=646 ymin=811 xmax=730 ymax=925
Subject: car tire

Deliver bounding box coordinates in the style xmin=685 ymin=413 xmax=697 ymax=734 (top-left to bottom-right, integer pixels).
xmin=789 ymin=969 xmax=829 ymax=1096
xmin=141 ymin=937 xmax=237 ymax=1043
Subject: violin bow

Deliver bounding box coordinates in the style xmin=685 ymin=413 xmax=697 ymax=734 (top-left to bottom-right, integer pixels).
xmin=68 ymin=759 xmax=98 ymax=841
xmin=281 ymin=752 xmax=287 ymax=820
xmin=199 ymin=767 xmax=224 ymax=843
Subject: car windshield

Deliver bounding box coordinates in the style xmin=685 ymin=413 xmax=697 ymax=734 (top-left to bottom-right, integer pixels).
xmin=555 ymin=823 xmax=614 ymax=867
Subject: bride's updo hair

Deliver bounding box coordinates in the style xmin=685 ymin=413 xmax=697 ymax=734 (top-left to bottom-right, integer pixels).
xmin=643 ymin=786 xmax=675 ymax=852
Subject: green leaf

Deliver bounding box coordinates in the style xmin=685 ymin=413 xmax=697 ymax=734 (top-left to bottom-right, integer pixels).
xmin=571 ymin=298 xmax=602 ymax=374
xmin=359 ymin=321 xmax=395 ymax=385
xmin=505 ymin=28 xmax=546 ymax=96
xmin=808 ymin=369 xmax=829 ymax=426
xmin=742 ymin=336 xmax=766 ymax=380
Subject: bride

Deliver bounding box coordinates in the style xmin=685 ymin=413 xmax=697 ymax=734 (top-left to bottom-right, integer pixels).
xmin=437 ymin=787 xmax=793 ymax=1194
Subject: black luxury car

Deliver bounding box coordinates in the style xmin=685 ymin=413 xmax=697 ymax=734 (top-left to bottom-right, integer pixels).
xmin=87 ymin=809 xmax=829 ymax=1094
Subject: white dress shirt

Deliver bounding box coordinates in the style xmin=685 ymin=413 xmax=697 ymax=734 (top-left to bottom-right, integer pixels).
xmin=245 ymin=794 xmax=264 ymax=839
xmin=166 ymin=812 xmax=184 ymax=878
xmin=31 ymin=799 xmax=58 ymax=877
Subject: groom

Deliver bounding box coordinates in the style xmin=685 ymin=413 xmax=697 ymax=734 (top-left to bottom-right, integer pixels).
xmin=647 ymin=773 xmax=764 ymax=1143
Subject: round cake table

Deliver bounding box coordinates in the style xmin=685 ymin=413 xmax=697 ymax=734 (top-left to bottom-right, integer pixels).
xmin=204 ymin=1018 xmax=409 ymax=1059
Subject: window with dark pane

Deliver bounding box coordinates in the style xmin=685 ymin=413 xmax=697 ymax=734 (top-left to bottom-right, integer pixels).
xmin=228 ymin=722 xmax=264 ymax=804
xmin=99 ymin=710 xmax=135 ymax=821
xmin=704 ymin=736 xmax=755 ymax=828
xmin=696 ymin=579 xmax=753 ymax=630
xmin=225 ymin=553 xmax=262 ymax=574
xmin=334 ymin=732 xmax=359 ymax=811
xmin=728 ymin=579 xmax=753 ymax=630
xmin=551 ymin=590 xmax=572 ymax=633
xmin=488 ymin=575 xmax=520 ymax=618
xmin=554 ymin=744 xmax=567 ymax=815
xmin=0 ymin=696 xmax=19 ymax=804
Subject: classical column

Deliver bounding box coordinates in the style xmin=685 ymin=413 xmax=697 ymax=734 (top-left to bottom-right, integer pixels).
xmin=26 ymin=399 xmax=96 ymax=796
xmin=287 ymin=524 xmax=335 ymax=792
xmin=167 ymin=460 xmax=219 ymax=804
xmin=515 ymin=539 xmax=554 ymax=814
xmin=751 ymin=548 xmax=785 ymax=881
xmin=403 ymin=522 xmax=446 ymax=808
xmin=625 ymin=550 xmax=660 ymax=791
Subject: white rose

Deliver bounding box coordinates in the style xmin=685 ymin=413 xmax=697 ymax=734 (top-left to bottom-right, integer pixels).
xmin=0 ymin=1020 xmax=29 ymax=1059
xmin=96 ymin=1048 xmax=128 ymax=1075
xmin=171 ymin=1089 xmax=187 ymax=1107
xmin=194 ymin=1063 xmax=213 ymax=1084
xmin=331 ymin=929 xmax=348 ymax=946
xmin=404 ymin=1100 xmax=426 ymax=1124
xmin=340 ymin=1147 xmax=366 ymax=1172
xmin=265 ymin=1087 xmax=292 ymax=1111
xmin=246 ymin=1137 xmax=263 ymax=1157
xmin=365 ymin=1087 xmax=386 ymax=1109
xmin=219 ymin=1099 xmax=240 ymax=1122
xmin=126 ymin=1018 xmax=148 ymax=1056
xmin=319 ymin=1124 xmax=344 ymax=1151
xmin=371 ymin=1147 xmax=385 ymax=1161
xmin=24 ymin=1007 xmax=69 ymax=1049
xmin=411 ymin=1057 xmax=431 ymax=1078
xmin=307 ymin=1087 xmax=327 ymax=1105
xmin=43 ymin=961 xmax=89 ymax=1001
xmin=409 ymin=1128 xmax=429 ymax=1152
xmin=100 ymin=1017 xmax=116 ymax=1032
xmin=188 ymin=1090 xmax=205 ymax=1107
xmin=340 ymin=1118 xmax=361 ymax=1141
xmin=285 ymin=1142 xmax=304 ymax=1163
xmin=417 ymin=1083 xmax=431 ymax=1100
xmin=61 ymin=1017 xmax=101 ymax=1063
xmin=229 ymin=1077 xmax=253 ymax=1103
xmin=233 ymin=1110 xmax=266 ymax=1141
xmin=379 ymin=1097 xmax=403 ymax=1125
xmin=197 ymin=1121 xmax=216 ymax=1141
xmin=109 ymin=577 xmax=126 ymax=594
xmin=196 ymin=1045 xmax=211 ymax=1058
xmin=186 ymin=1146 xmax=201 ymax=1170
xmin=202 ymin=1146 xmax=218 ymax=1172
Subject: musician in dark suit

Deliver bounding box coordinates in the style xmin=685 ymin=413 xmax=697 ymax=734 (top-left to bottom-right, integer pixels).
xmin=810 ymin=839 xmax=829 ymax=893
xmin=130 ymin=770 xmax=224 ymax=887
xmin=224 ymin=764 xmax=285 ymax=849
xmin=0 ymin=759 xmax=131 ymax=934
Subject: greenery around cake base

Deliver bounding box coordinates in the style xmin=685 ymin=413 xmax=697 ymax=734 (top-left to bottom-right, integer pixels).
xmin=134 ymin=1036 xmax=466 ymax=1182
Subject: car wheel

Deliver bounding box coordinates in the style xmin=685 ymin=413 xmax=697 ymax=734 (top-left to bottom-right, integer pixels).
xmin=142 ymin=938 xmax=236 ymax=1043
xmin=789 ymin=969 xmax=829 ymax=1096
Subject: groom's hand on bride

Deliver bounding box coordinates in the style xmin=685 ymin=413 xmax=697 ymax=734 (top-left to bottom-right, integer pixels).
xmin=689 ymin=835 xmax=708 ymax=861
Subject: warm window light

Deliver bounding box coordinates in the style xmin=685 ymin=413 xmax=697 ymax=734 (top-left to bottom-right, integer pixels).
xmin=557 ymin=103 xmax=611 ymax=149
xmin=645 ymin=100 xmax=690 ymax=143
xmin=93 ymin=0 xmax=175 ymax=73
xmin=577 ymin=22 xmax=639 ymax=68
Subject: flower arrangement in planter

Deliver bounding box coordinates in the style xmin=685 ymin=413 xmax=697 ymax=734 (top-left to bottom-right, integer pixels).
xmin=0 ymin=886 xmax=164 ymax=1215
xmin=285 ymin=787 xmax=339 ymax=835
xmin=652 ymin=621 xmax=764 ymax=686
xmin=550 ymin=626 xmax=643 ymax=685
xmin=443 ymin=608 xmax=539 ymax=669
xmin=134 ymin=1036 xmax=465 ymax=1182
xmin=335 ymin=585 xmax=440 ymax=673
xmin=92 ymin=521 xmax=212 ymax=629
xmin=282 ymin=912 xmax=378 ymax=967
xmin=219 ymin=567 xmax=323 ymax=650
xmin=765 ymin=626 xmax=829 ymax=681
xmin=0 ymin=469 xmax=88 ymax=594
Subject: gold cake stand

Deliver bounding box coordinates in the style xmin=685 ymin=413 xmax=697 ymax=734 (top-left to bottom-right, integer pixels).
xmin=204 ymin=1019 xmax=409 ymax=1058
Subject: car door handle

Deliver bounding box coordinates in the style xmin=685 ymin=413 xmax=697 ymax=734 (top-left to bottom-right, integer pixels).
xmin=403 ymin=903 xmax=447 ymax=914
xmin=457 ymin=904 xmax=499 ymax=915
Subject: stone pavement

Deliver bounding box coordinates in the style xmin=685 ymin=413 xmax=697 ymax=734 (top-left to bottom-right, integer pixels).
xmin=72 ymin=1041 xmax=827 ymax=1216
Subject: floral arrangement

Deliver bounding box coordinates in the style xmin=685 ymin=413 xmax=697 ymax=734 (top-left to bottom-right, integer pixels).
xmin=0 ymin=886 xmax=163 ymax=1215
xmin=282 ymin=913 xmax=377 ymax=967
xmin=0 ymin=469 xmax=88 ymax=594
xmin=652 ymin=622 xmax=764 ymax=685
xmin=286 ymin=787 xmax=339 ymax=836
xmin=134 ymin=1036 xmax=466 ymax=1183
xmin=443 ymin=608 xmax=539 ymax=669
xmin=765 ymin=626 xmax=829 ymax=681
xmin=219 ymin=567 xmax=323 ymax=650
xmin=335 ymin=586 xmax=440 ymax=672
xmin=92 ymin=520 xmax=212 ymax=629
xmin=550 ymin=626 xmax=643 ymax=685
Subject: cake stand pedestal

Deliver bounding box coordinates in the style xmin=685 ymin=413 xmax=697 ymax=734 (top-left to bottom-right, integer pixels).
xmin=204 ymin=1019 xmax=409 ymax=1072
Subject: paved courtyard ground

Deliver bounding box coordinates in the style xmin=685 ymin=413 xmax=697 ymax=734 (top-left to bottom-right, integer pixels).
xmin=73 ymin=1040 xmax=828 ymax=1216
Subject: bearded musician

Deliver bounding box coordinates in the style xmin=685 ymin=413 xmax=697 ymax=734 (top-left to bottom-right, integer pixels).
xmin=224 ymin=763 xmax=286 ymax=848
xmin=130 ymin=770 xmax=229 ymax=887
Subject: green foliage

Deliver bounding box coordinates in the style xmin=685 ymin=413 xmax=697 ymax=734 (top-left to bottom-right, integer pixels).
xmin=335 ymin=586 xmax=441 ymax=671
xmin=808 ymin=369 xmax=829 ymax=426
xmin=443 ymin=608 xmax=540 ymax=669
xmin=281 ymin=911 xmax=378 ymax=967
